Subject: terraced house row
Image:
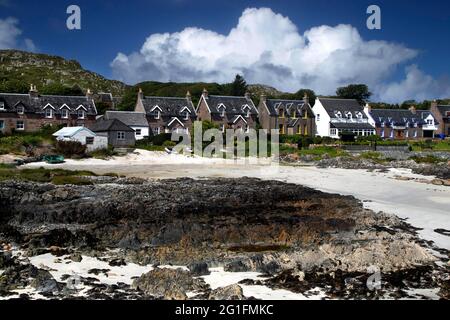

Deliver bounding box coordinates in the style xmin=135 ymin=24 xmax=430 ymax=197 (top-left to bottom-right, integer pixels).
xmin=1 ymin=85 xmax=448 ymax=140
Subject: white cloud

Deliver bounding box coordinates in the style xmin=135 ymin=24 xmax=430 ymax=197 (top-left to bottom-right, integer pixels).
xmin=377 ymin=65 xmax=450 ymax=103
xmin=0 ymin=17 xmax=36 ymax=51
xmin=111 ymin=7 xmax=448 ymax=102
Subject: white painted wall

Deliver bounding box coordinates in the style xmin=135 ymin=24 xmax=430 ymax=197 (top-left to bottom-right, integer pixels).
xmin=312 ymin=99 xmax=333 ymax=137
xmin=130 ymin=126 xmax=149 ymax=140
xmin=55 ymin=128 xmax=108 ymax=152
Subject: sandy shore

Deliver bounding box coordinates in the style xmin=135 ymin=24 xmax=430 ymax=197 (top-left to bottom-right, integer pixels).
xmin=23 ymin=150 xmax=450 ymax=250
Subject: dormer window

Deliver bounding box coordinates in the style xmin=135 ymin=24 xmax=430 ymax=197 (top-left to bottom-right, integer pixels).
xmin=0 ymin=102 xmax=5 ymax=110
xmin=246 ymin=109 xmax=251 ymax=118
xmin=155 ymin=110 xmax=160 ymax=119
xmin=218 ymin=104 xmax=226 ymax=117
xmin=62 ymin=109 xmax=69 ymax=119
xmin=346 ymin=112 xmax=352 ymax=120
xmin=17 ymin=106 xmax=24 ymax=115
xmin=45 ymin=108 xmax=53 ymax=118
xmin=356 ymin=112 xmax=363 ymax=119
xmin=77 ymin=109 xmax=85 ymax=119
xmin=184 ymin=111 xmax=189 ymax=121
xmin=335 ymin=111 xmax=342 ymax=118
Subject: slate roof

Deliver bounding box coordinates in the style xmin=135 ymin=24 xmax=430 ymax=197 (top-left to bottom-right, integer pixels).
xmin=264 ymin=99 xmax=313 ymax=117
xmin=90 ymin=119 xmax=134 ymax=132
xmin=0 ymin=93 xmax=97 ymax=115
xmin=369 ymin=109 xmax=425 ymax=127
xmin=416 ymin=110 xmax=439 ymax=124
xmin=318 ymin=98 xmax=368 ymax=119
xmin=104 ymin=111 xmax=148 ymax=127
xmin=141 ymin=96 xmax=196 ymax=118
xmin=204 ymin=95 xmax=258 ymax=115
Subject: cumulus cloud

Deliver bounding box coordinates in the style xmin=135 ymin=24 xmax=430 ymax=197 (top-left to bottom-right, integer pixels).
xmin=0 ymin=17 xmax=36 ymax=51
xmin=111 ymin=7 xmax=448 ymax=102
xmin=377 ymin=65 xmax=450 ymax=103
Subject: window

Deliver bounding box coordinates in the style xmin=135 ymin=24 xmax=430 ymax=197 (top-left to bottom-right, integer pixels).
xmin=135 ymin=129 xmax=142 ymax=136
xmin=86 ymin=137 xmax=94 ymax=145
xmin=405 ymin=130 xmax=409 ymax=138
xmin=335 ymin=111 xmax=342 ymax=118
xmin=245 ymin=125 xmax=249 ymax=133
xmin=380 ymin=129 xmax=384 ymax=138
xmin=45 ymin=108 xmax=53 ymax=118
xmin=316 ymin=114 xmax=320 ymax=122
xmin=414 ymin=130 xmax=418 ymax=138
xmin=17 ymin=106 xmax=24 ymax=114
xmin=279 ymin=124 xmax=285 ymax=134
xmin=246 ymin=109 xmax=251 ymax=118
xmin=155 ymin=111 xmax=160 ymax=119
xmin=279 ymin=109 xmax=285 ymax=118
xmin=184 ymin=111 xmax=190 ymax=120
xmin=62 ymin=109 xmax=69 ymax=119
xmin=330 ymin=128 xmax=337 ymax=136
xmin=0 ymin=102 xmax=4 ymax=110
xmin=154 ymin=127 xmax=161 ymax=135
xmin=0 ymin=120 xmax=4 ymax=129
xmin=220 ymin=124 xmax=225 ymax=133
xmin=356 ymin=112 xmax=363 ymax=119
xmin=77 ymin=110 xmax=85 ymax=119
xmin=297 ymin=126 xmax=302 ymax=134
xmin=427 ymin=119 xmax=433 ymax=125
xmin=117 ymin=132 xmax=125 ymax=140
xmin=346 ymin=112 xmax=352 ymax=120
xmin=16 ymin=120 xmax=24 ymax=130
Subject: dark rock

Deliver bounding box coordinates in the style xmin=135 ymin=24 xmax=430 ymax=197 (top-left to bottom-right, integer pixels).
xmin=187 ymin=262 xmax=210 ymax=276
xmin=224 ymin=260 xmax=251 ymax=273
xmin=109 ymin=258 xmax=127 ymax=267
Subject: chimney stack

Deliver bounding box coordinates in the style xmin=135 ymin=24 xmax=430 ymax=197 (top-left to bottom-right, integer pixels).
xmin=303 ymin=92 xmax=309 ymax=106
xmin=409 ymin=105 xmax=417 ymax=114
xmin=186 ymin=91 xmax=192 ymax=101
xmin=364 ymin=103 xmax=372 ymax=116
xmin=29 ymin=84 xmax=38 ymax=98
xmin=86 ymin=88 xmax=93 ymax=100
xmin=260 ymin=94 xmax=267 ymax=103
xmin=138 ymin=87 xmax=144 ymax=100
xmin=202 ymin=88 xmax=209 ymax=99
xmin=430 ymin=99 xmax=438 ymax=109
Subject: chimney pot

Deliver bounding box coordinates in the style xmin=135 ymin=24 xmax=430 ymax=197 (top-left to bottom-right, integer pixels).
xmin=202 ymin=88 xmax=209 ymax=98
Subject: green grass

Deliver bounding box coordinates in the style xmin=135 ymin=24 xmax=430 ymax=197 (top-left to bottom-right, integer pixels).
xmin=409 ymin=155 xmax=446 ymax=164
xmin=0 ymin=166 xmax=99 ymax=184
xmin=411 ymin=140 xmax=450 ymax=152
xmin=298 ymin=146 xmax=349 ymax=160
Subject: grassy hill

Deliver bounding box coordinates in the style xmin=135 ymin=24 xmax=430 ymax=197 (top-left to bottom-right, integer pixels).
xmin=0 ymin=50 xmax=127 ymax=96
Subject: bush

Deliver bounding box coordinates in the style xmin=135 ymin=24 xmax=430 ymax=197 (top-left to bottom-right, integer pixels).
xmin=89 ymin=146 xmax=116 ymax=159
xmin=151 ymin=133 xmax=173 ymax=146
xmin=54 ymin=140 xmax=87 ymax=157
xmin=409 ymin=155 xmax=444 ymax=164
xmin=162 ymin=140 xmax=176 ymax=148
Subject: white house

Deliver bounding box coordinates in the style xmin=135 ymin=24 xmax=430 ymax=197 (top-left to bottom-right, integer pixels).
xmin=312 ymin=98 xmax=376 ymax=138
xmin=101 ymin=111 xmax=149 ymax=140
xmin=53 ymin=126 xmax=108 ymax=152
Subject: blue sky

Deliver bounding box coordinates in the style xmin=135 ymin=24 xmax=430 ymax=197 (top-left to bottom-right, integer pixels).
xmin=1 ymin=0 xmax=450 ymax=102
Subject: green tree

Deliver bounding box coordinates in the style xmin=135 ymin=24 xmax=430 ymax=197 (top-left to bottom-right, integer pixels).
xmin=229 ymin=74 xmax=248 ymax=96
xmin=336 ymin=84 xmax=372 ymax=103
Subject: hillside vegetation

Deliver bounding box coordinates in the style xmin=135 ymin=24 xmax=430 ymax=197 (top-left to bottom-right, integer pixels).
xmin=0 ymin=50 xmax=127 ymax=95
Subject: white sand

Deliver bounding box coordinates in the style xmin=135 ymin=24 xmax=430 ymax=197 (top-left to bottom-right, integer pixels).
xmin=23 ymin=150 xmax=450 ymax=250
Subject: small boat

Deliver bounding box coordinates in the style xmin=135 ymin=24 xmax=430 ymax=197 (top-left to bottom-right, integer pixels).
xmin=43 ymin=155 xmax=65 ymax=164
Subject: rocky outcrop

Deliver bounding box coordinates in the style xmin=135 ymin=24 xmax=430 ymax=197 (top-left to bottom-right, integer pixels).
xmin=208 ymin=284 xmax=244 ymax=300
xmin=132 ymin=268 xmax=208 ymax=299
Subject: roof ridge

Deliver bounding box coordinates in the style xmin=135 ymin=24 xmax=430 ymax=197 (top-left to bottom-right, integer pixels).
xmin=319 ymin=97 xmax=359 ymax=101
xmin=144 ymin=96 xmax=187 ymax=99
